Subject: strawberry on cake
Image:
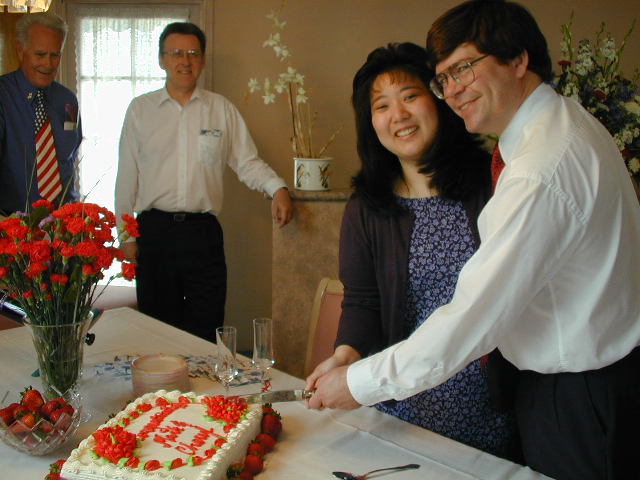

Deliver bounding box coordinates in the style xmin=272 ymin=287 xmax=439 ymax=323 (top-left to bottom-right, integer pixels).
xmin=61 ymin=390 xmax=281 ymax=480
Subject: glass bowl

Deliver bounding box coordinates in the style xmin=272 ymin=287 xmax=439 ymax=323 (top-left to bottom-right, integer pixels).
xmin=0 ymin=389 xmax=82 ymax=456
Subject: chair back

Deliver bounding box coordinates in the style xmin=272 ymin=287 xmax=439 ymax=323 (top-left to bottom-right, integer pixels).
xmin=304 ymin=278 xmax=344 ymax=377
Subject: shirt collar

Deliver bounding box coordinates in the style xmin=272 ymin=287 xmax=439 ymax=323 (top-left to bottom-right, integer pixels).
xmin=498 ymin=83 xmax=557 ymax=163
xmin=156 ymin=87 xmax=172 ymax=107
xmin=157 ymin=85 xmax=202 ymax=107
xmin=190 ymin=87 xmax=202 ymax=102
xmin=15 ymin=68 xmax=52 ymax=104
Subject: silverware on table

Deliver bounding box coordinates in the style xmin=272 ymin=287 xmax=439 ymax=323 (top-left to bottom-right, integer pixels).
xmin=332 ymin=463 xmax=420 ymax=480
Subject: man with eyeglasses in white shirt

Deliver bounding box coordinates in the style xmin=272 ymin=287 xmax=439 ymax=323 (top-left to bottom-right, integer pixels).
xmin=306 ymin=1 xmax=640 ymax=479
xmin=115 ymin=22 xmax=293 ymax=342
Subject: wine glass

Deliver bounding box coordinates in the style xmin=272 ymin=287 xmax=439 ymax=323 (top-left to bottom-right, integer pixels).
xmin=215 ymin=326 xmax=238 ymax=397
xmin=251 ymin=317 xmax=275 ymax=385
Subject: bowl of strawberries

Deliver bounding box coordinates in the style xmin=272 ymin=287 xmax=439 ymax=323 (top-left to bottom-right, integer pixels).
xmin=0 ymin=386 xmax=82 ymax=455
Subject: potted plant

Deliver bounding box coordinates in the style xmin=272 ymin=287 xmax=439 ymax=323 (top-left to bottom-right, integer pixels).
xmin=247 ymin=6 xmax=341 ymax=191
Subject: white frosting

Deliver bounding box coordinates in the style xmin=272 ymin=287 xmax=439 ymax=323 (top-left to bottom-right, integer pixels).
xmin=61 ymin=390 xmax=262 ymax=480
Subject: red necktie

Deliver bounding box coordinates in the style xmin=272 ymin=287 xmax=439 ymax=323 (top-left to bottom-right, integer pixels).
xmin=34 ymin=89 xmax=63 ymax=202
xmin=491 ymin=144 xmax=505 ymax=192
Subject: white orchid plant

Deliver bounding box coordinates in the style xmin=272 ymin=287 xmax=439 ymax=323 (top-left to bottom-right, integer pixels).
xmin=247 ymin=8 xmax=340 ymax=159
xmin=554 ymin=14 xmax=640 ymax=183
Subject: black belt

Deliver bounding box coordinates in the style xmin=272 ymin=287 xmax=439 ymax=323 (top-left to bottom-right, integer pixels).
xmin=143 ymin=209 xmax=212 ymax=222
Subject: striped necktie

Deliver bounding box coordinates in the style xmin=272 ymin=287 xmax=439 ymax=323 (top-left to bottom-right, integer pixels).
xmin=34 ymin=89 xmax=62 ymax=202
xmin=491 ymin=144 xmax=505 ymax=192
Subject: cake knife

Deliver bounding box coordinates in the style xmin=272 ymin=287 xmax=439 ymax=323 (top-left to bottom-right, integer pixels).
xmin=238 ymin=389 xmax=314 ymax=404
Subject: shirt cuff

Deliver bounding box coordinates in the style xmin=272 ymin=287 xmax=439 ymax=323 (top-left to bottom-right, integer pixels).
xmin=262 ymin=178 xmax=288 ymax=198
xmin=346 ymin=357 xmax=389 ymax=406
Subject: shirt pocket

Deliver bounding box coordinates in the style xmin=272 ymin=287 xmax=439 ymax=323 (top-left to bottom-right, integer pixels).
xmin=198 ymin=132 xmax=223 ymax=166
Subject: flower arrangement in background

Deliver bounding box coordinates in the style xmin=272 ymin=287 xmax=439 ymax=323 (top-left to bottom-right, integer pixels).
xmin=554 ymin=13 xmax=640 ymax=184
xmin=0 ymin=200 xmax=138 ymax=325
xmin=246 ymin=4 xmax=341 ymax=158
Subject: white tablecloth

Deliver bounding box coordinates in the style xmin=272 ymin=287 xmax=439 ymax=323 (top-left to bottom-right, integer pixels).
xmin=0 ymin=308 xmax=551 ymax=479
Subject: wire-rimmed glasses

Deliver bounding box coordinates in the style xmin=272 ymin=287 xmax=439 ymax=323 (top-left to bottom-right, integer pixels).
xmin=429 ymin=54 xmax=489 ymax=100
xmin=161 ymin=49 xmax=203 ymax=60
xmin=215 ymin=326 xmax=238 ymax=397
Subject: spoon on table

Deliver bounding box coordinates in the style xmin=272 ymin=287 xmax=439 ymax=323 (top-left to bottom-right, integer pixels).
xmin=332 ymin=463 xmax=420 ymax=480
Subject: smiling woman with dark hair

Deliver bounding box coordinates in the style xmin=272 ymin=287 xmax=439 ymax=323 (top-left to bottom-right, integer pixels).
xmin=306 ymin=42 xmax=518 ymax=459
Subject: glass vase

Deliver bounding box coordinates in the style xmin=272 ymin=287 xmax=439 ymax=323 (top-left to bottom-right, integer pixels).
xmin=23 ymin=313 xmax=93 ymax=398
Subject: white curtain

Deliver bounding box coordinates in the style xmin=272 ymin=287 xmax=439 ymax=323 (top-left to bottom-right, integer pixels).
xmin=74 ymin=5 xmax=189 ymax=212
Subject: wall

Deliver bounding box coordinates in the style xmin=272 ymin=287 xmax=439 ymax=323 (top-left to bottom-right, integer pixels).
xmin=214 ymin=0 xmax=640 ymax=353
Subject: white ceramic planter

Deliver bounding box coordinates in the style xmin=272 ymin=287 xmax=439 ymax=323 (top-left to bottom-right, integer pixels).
xmin=294 ymin=157 xmax=332 ymax=191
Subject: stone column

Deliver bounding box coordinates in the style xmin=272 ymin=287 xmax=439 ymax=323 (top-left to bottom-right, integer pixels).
xmin=272 ymin=189 xmax=349 ymax=378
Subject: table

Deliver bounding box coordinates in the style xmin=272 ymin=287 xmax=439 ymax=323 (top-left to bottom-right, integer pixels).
xmin=0 ymin=308 xmax=551 ymax=479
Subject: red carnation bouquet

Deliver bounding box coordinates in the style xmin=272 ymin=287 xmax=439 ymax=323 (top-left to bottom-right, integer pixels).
xmin=0 ymin=199 xmax=138 ymax=321
xmin=0 ymin=200 xmax=139 ymax=395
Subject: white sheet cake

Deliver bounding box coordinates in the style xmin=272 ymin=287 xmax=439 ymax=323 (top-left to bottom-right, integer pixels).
xmin=61 ymin=390 xmax=262 ymax=480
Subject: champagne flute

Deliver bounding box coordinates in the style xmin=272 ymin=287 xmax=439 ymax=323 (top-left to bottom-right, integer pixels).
xmin=251 ymin=317 xmax=275 ymax=385
xmin=215 ymin=326 xmax=237 ymax=397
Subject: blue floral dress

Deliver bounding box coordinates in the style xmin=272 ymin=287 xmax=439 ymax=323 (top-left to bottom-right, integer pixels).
xmin=374 ymin=196 xmax=515 ymax=457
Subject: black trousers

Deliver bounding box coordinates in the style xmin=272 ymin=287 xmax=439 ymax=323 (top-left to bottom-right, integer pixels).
xmin=135 ymin=209 xmax=226 ymax=342
xmin=516 ymin=346 xmax=640 ymax=480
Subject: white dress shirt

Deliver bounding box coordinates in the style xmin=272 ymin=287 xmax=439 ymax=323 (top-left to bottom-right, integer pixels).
xmin=115 ymin=87 xmax=286 ymax=221
xmin=348 ymin=83 xmax=640 ymax=406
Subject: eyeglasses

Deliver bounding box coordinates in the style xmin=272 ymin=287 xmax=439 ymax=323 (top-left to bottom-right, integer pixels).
xmin=162 ymin=49 xmax=203 ymax=59
xmin=429 ymin=54 xmax=489 ymax=100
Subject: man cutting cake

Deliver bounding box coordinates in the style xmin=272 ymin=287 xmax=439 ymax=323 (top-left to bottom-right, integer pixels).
xmin=306 ymin=2 xmax=640 ymax=479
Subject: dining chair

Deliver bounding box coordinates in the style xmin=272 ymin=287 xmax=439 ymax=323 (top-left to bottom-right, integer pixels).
xmin=304 ymin=277 xmax=344 ymax=377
